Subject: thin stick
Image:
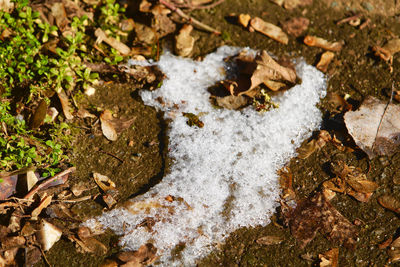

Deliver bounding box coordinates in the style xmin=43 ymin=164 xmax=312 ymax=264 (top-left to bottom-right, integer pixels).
xmin=336 ymin=13 xmax=362 ymax=25
xmin=372 ymin=82 xmax=394 ymax=153
xmin=159 ymin=0 xmax=221 ymax=35
xmin=98 ymin=149 xmax=124 ymax=163
xmin=39 ymin=246 xmax=52 ymax=267
xmin=24 ymin=167 xmax=76 ymax=199
xmin=52 ymin=195 xmax=92 ymax=203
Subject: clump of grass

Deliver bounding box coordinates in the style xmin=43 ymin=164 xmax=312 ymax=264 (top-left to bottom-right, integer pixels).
xmin=0 ymin=0 xmax=128 ymax=175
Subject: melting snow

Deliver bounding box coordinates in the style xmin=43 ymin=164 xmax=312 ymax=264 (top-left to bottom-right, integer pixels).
xmin=84 ymin=46 xmax=327 ymax=266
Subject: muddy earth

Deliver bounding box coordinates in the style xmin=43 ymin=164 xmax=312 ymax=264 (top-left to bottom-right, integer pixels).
xmin=36 ymin=0 xmax=400 ymax=266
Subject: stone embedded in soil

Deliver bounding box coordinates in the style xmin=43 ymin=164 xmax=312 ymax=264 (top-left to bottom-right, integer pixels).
xmin=85 ymin=46 xmax=327 ymax=266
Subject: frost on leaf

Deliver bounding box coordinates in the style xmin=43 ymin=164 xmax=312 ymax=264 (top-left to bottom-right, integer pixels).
xmin=285 ymin=191 xmax=357 ymax=249
xmin=344 ymin=96 xmax=400 ymax=159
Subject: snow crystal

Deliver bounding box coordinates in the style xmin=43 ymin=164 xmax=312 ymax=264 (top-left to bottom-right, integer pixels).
xmin=84 ymin=46 xmax=327 ymax=266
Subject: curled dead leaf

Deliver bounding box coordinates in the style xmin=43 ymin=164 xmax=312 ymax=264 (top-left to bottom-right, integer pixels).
xmin=319 ymin=248 xmax=339 ymax=267
xmin=213 ymin=95 xmax=250 ymax=110
xmin=30 ymin=100 xmax=48 ymax=129
xmin=31 ymin=194 xmax=53 ymax=220
xmin=117 ymin=243 xmax=157 ymax=266
xmin=297 ymin=130 xmax=331 ymax=159
xmin=304 ymin=35 xmax=343 ymax=52
xmin=373 ymin=38 xmax=400 ymax=64
xmin=316 ymin=51 xmax=335 ymax=73
xmin=326 ymin=92 xmax=352 ymax=113
xmin=93 ymin=172 xmax=116 ymax=192
xmin=378 ymin=195 xmax=400 ymax=214
xmin=100 ymin=110 xmax=118 ymax=141
xmin=175 ymin=24 xmax=195 ymax=57
xmin=57 ymin=90 xmax=74 ymax=120
xmin=278 ymin=167 xmax=296 ymax=200
xmin=250 ymin=17 xmax=288 ymax=44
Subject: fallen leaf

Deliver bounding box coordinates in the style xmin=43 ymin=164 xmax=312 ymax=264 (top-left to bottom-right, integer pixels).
xmin=93 ymin=172 xmax=116 ymax=192
xmin=2 ymin=235 xmax=25 ymax=250
xmin=72 ymin=235 xmax=108 ymax=255
xmin=297 ymin=130 xmax=331 ymax=159
xmin=24 ymin=247 xmax=42 ymax=267
xmin=378 ymin=195 xmax=400 ymax=214
xmin=100 ymin=110 xmax=118 ymax=141
xmin=152 ymin=11 xmax=176 ymax=38
xmin=389 ymin=236 xmax=400 ymax=263
xmin=175 ymin=24 xmax=195 ymax=57
xmin=134 ymin=23 xmax=157 ymax=45
xmin=0 ymin=174 xmax=18 ymax=200
xmin=57 ymin=90 xmax=74 ymax=120
xmin=278 ymin=167 xmax=296 ymax=200
xmin=282 ymin=17 xmax=309 ymax=37
xmin=0 ymin=0 xmax=14 ymax=13
xmin=30 ymin=100 xmax=48 ymax=129
xmin=102 ymin=193 xmax=117 ymax=209
xmin=250 ymin=50 xmax=297 ymax=91
xmin=213 ymin=95 xmax=250 ymax=110
xmin=120 ymin=18 xmax=135 ymax=32
xmin=37 ymin=219 xmax=62 ymax=251
xmin=71 ymin=182 xmax=91 ymax=197
xmin=285 ymin=191 xmax=357 ymax=249
xmin=344 ymin=96 xmax=400 ymax=159
xmin=256 ymin=235 xmax=284 ymax=245
xmin=31 ymin=194 xmax=53 ymax=220
xmin=100 ymin=259 xmax=118 ymax=267
xmin=250 ymin=17 xmax=288 ymax=44
xmin=238 ymin=14 xmax=251 ymax=28
xmin=117 ymin=243 xmax=157 ymax=266
xmin=51 ymin=2 xmax=69 ymax=32
xmin=319 ymin=248 xmax=339 ymax=267
xmin=95 ymin=28 xmax=131 ymax=56
xmin=316 ymin=51 xmax=335 ymax=73
xmin=183 ymin=112 xmax=204 ymax=128
xmin=373 ymin=38 xmax=400 ymax=64
xmin=304 ymin=35 xmax=343 ymax=52
xmin=326 ymin=92 xmax=352 ymax=113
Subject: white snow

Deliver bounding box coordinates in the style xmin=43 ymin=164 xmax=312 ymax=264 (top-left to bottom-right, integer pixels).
xmin=84 ymin=46 xmax=327 ymax=266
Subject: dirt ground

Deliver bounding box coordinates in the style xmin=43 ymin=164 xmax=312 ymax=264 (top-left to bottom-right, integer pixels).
xmin=36 ymin=0 xmax=400 ymax=266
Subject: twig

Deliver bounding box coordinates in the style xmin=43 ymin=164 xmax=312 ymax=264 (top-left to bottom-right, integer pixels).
xmin=97 ymin=149 xmax=124 ymax=163
xmin=159 ymin=0 xmax=221 ymax=35
xmin=359 ymin=18 xmax=371 ymax=30
xmin=336 ymin=13 xmax=362 ymax=25
xmin=39 ymin=246 xmax=52 ymax=267
xmin=52 ymin=195 xmax=92 ymax=203
xmin=372 ymin=82 xmax=395 ymax=153
xmin=24 ymin=167 xmax=76 ymax=199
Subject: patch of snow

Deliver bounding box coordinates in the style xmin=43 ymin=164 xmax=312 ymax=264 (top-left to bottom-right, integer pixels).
xmin=84 ymin=46 xmax=326 ymax=266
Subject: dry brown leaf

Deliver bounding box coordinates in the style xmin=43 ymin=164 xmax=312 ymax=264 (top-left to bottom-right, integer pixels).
xmin=344 ymin=96 xmax=400 ymax=159
xmin=0 ymin=0 xmax=14 ymax=13
xmin=285 ymin=191 xmax=357 ymax=249
xmin=316 ymin=51 xmax=335 ymax=73
xmin=31 ymin=194 xmax=53 ymax=220
xmin=95 ymin=28 xmax=131 ymax=56
xmin=51 ymin=3 xmax=69 ymax=32
xmin=326 ymin=92 xmax=352 ymax=113
xmin=346 ymin=179 xmax=378 ymax=194
xmin=75 ymin=236 xmax=108 ymax=255
xmin=282 ymin=17 xmax=309 ymax=37
xmin=250 ymin=50 xmax=297 ymax=91
xmin=2 ymin=236 xmax=25 ymax=250
xmin=373 ymin=38 xmax=400 ymax=64
xmin=278 ymin=167 xmax=296 ymax=200
xmin=304 ymin=35 xmax=343 ymax=52
xmin=389 ymin=236 xmax=400 ymax=263
xmin=102 ymin=193 xmax=117 ymax=209
xmin=378 ymin=195 xmax=400 ymax=214
xmin=175 ymin=24 xmax=195 ymax=57
xmin=100 ymin=259 xmax=119 ymax=267
xmin=71 ymin=182 xmax=92 ymax=197
xmin=319 ymin=248 xmax=339 ymax=267
xmin=214 ymin=95 xmax=250 ymax=110
xmin=238 ymin=14 xmax=251 ymax=28
xmin=93 ymin=172 xmax=116 ymax=192
xmin=139 ymin=0 xmax=152 ymax=12
xmin=37 ymin=219 xmax=62 ymax=251
xmin=57 ymin=90 xmax=74 ymax=120
xmin=152 ymin=10 xmax=176 ymax=38
xmin=250 ymin=17 xmax=288 ymax=44
xmin=134 ymin=23 xmax=157 ymax=45
xmin=297 ymin=130 xmax=331 ymax=159
xmin=100 ymin=110 xmax=117 ymax=141
xmin=30 ymin=100 xmax=48 ymax=129
xmin=120 ymin=19 xmax=135 ymax=32
xmin=0 ymin=174 xmax=17 ymax=200
xmin=117 ymin=243 xmax=157 ymax=266
xmin=256 ymin=235 xmax=284 ymax=245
